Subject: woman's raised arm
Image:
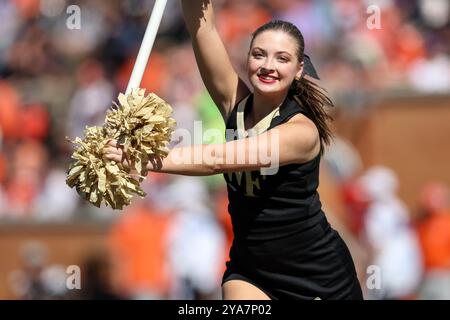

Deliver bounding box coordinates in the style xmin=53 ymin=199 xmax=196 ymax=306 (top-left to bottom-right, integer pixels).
xmin=181 ymin=0 xmax=249 ymax=121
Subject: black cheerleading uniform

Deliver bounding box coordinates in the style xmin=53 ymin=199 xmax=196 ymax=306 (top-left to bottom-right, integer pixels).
xmin=221 ymin=93 xmax=363 ymax=300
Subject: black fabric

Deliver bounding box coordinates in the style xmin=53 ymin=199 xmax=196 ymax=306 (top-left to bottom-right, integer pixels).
xmin=222 ymin=93 xmax=363 ymax=300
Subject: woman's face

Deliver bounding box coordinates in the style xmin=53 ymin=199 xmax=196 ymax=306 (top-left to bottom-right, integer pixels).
xmin=248 ymin=30 xmax=303 ymax=97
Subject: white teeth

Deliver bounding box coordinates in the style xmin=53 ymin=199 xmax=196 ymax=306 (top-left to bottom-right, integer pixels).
xmin=259 ymin=75 xmax=277 ymax=80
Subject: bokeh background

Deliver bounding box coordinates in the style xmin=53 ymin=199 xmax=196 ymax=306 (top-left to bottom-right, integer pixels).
xmin=1 ymin=0 xmax=450 ymax=300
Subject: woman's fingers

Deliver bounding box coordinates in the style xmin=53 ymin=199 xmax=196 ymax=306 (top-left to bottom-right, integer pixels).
xmin=103 ymin=153 xmax=121 ymax=163
xmin=102 ymin=145 xmax=131 ymax=168
xmin=107 ymin=139 xmax=119 ymax=147
xmin=103 ymin=146 xmax=122 ymax=161
xmin=103 ymin=146 xmax=120 ymax=155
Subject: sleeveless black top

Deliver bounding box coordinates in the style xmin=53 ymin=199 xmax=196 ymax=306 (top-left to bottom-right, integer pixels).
xmin=222 ymin=93 xmax=363 ymax=300
xmin=224 ymin=93 xmax=326 ymax=242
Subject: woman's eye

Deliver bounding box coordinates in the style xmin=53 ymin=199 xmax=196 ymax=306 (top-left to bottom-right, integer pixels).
xmin=252 ymin=50 xmax=264 ymax=58
xmin=278 ymin=56 xmax=289 ymax=62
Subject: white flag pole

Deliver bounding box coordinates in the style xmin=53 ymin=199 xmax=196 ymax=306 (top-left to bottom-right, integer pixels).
xmin=126 ymin=0 xmax=168 ymax=95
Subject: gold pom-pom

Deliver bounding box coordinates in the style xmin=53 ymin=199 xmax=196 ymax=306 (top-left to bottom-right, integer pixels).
xmin=66 ymin=89 xmax=176 ymax=210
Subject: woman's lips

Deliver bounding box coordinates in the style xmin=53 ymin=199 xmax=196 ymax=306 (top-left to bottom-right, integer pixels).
xmin=258 ymin=75 xmax=278 ymax=84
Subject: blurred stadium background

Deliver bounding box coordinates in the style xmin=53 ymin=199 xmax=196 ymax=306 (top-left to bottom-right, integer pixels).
xmin=0 ymin=0 xmax=450 ymax=300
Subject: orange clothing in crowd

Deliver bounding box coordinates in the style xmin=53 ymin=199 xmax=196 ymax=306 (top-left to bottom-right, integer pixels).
xmin=0 ymin=81 xmax=21 ymax=141
xmin=0 ymin=82 xmax=49 ymax=142
xmin=12 ymin=0 xmax=40 ymax=19
xmin=0 ymin=153 xmax=6 ymax=183
xmin=417 ymin=210 xmax=450 ymax=270
xmin=21 ymin=104 xmax=50 ymax=141
xmin=216 ymin=4 xmax=271 ymax=44
xmin=109 ymin=204 xmax=174 ymax=297
xmin=116 ymin=52 xmax=168 ymax=96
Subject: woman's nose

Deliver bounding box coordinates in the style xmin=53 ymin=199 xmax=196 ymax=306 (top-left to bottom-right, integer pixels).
xmin=260 ymin=65 xmax=275 ymax=74
xmin=260 ymin=57 xmax=275 ymax=72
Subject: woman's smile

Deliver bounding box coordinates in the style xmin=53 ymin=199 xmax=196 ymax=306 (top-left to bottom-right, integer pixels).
xmin=258 ymin=74 xmax=279 ymax=84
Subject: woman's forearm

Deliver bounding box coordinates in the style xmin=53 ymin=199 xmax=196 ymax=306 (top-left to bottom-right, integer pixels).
xmin=147 ymin=144 xmax=218 ymax=176
xmin=146 ymin=130 xmax=280 ymax=177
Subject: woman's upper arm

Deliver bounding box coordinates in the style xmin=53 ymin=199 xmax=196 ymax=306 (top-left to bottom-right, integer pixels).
xmin=181 ymin=0 xmax=250 ymax=120
xmin=275 ymin=116 xmax=321 ymax=165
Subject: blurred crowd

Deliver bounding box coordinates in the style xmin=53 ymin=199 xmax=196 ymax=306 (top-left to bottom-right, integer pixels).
xmin=1 ymin=0 xmax=450 ymax=300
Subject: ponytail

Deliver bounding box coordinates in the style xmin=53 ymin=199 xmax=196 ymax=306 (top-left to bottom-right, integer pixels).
xmin=289 ymin=77 xmax=334 ymax=155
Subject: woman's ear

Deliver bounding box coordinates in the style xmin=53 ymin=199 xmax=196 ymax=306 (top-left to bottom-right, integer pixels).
xmin=296 ymin=61 xmax=304 ymax=80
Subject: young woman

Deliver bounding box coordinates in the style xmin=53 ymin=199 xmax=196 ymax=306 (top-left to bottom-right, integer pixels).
xmin=104 ymin=0 xmax=363 ymax=300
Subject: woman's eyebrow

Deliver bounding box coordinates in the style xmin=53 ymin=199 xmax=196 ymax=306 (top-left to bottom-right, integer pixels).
xmin=252 ymin=47 xmax=292 ymax=56
xmin=276 ymin=51 xmax=292 ymax=56
xmin=252 ymin=47 xmax=265 ymax=52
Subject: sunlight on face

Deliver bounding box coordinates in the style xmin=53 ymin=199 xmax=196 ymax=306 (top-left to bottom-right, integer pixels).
xmin=248 ymin=30 xmax=303 ymax=97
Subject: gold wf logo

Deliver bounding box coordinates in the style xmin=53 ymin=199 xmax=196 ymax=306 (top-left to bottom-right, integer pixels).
xmin=226 ymin=171 xmax=267 ymax=197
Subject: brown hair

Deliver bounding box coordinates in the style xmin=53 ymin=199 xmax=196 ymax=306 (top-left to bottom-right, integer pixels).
xmin=251 ymin=20 xmax=334 ymax=155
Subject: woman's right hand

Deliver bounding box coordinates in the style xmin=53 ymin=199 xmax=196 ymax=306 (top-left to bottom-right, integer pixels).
xmin=103 ymin=140 xmax=163 ymax=174
xmin=103 ymin=140 xmax=131 ymax=169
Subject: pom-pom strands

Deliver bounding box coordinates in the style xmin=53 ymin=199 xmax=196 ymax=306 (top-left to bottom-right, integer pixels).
xmin=66 ymin=89 xmax=176 ymax=210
